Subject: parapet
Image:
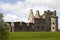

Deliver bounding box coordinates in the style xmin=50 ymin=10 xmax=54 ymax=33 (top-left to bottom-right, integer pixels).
xmin=44 ymin=10 xmax=50 ymax=14
xmin=43 ymin=10 xmax=56 ymax=16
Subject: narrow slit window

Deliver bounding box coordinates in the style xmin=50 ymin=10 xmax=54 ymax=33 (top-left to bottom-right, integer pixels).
xmin=53 ymin=27 xmax=54 ymax=29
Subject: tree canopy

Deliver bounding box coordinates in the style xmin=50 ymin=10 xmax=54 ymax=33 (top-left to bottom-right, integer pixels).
xmin=0 ymin=13 xmax=10 ymax=40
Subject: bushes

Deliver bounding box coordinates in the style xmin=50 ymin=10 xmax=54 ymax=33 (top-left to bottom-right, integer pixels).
xmin=0 ymin=13 xmax=10 ymax=40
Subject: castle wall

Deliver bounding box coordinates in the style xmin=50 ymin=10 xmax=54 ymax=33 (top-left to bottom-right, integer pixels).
xmin=13 ymin=22 xmax=20 ymax=32
xmin=34 ymin=18 xmax=46 ymax=31
xmin=6 ymin=10 xmax=58 ymax=32
xmin=27 ymin=23 xmax=33 ymax=31
xmin=13 ymin=22 xmax=27 ymax=32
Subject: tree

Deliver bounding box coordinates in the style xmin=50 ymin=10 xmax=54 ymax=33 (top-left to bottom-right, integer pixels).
xmin=0 ymin=13 xmax=10 ymax=40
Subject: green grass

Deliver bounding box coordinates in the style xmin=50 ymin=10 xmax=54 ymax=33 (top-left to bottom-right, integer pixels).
xmin=10 ymin=32 xmax=60 ymax=40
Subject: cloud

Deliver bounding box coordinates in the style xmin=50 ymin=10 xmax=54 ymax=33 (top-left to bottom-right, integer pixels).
xmin=0 ymin=0 xmax=60 ymax=20
xmin=26 ymin=0 xmax=60 ymax=8
xmin=0 ymin=0 xmax=60 ymax=14
xmin=3 ymin=14 xmax=18 ymax=22
xmin=0 ymin=0 xmax=60 ymax=22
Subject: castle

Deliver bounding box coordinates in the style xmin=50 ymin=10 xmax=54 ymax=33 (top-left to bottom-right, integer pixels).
xmin=6 ymin=9 xmax=58 ymax=32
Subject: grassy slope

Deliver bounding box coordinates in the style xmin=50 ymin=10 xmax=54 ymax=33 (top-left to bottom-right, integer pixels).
xmin=10 ymin=32 xmax=60 ymax=40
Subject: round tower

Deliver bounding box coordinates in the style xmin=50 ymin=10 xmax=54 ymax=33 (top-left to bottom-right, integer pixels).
xmin=51 ymin=10 xmax=58 ymax=32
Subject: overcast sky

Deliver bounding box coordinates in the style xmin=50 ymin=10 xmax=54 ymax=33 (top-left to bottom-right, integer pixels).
xmin=0 ymin=0 xmax=60 ymax=29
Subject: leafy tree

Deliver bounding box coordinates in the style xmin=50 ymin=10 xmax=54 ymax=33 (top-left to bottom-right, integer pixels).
xmin=0 ymin=13 xmax=10 ymax=40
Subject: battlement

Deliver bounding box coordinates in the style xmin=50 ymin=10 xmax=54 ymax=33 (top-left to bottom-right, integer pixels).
xmin=6 ymin=9 xmax=58 ymax=32
xmin=43 ymin=10 xmax=56 ymax=17
xmin=44 ymin=10 xmax=56 ymax=14
xmin=44 ymin=10 xmax=56 ymax=13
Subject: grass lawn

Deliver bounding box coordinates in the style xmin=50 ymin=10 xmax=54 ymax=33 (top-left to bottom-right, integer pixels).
xmin=10 ymin=32 xmax=60 ymax=40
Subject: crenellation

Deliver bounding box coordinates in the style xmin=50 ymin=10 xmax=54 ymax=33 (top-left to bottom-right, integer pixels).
xmin=54 ymin=10 xmax=56 ymax=13
xmin=44 ymin=11 xmax=47 ymax=14
xmin=6 ymin=9 xmax=58 ymax=32
xmin=47 ymin=10 xmax=50 ymax=13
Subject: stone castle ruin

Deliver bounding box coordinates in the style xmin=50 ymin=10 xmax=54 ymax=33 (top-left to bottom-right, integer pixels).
xmin=6 ymin=9 xmax=58 ymax=32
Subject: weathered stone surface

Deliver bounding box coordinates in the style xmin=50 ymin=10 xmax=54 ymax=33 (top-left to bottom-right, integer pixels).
xmin=6 ymin=9 xmax=58 ymax=32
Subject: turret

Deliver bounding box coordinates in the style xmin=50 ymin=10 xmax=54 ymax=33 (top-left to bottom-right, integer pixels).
xmin=51 ymin=16 xmax=58 ymax=32
xmin=35 ymin=10 xmax=40 ymax=18
xmin=28 ymin=9 xmax=34 ymax=23
xmin=47 ymin=10 xmax=50 ymax=13
xmin=54 ymin=10 xmax=56 ymax=16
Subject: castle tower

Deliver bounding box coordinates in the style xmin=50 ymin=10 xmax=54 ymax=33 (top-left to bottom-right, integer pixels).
xmin=28 ymin=9 xmax=34 ymax=23
xmin=35 ymin=10 xmax=40 ymax=18
xmin=51 ymin=10 xmax=58 ymax=32
xmin=45 ymin=10 xmax=51 ymax=31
